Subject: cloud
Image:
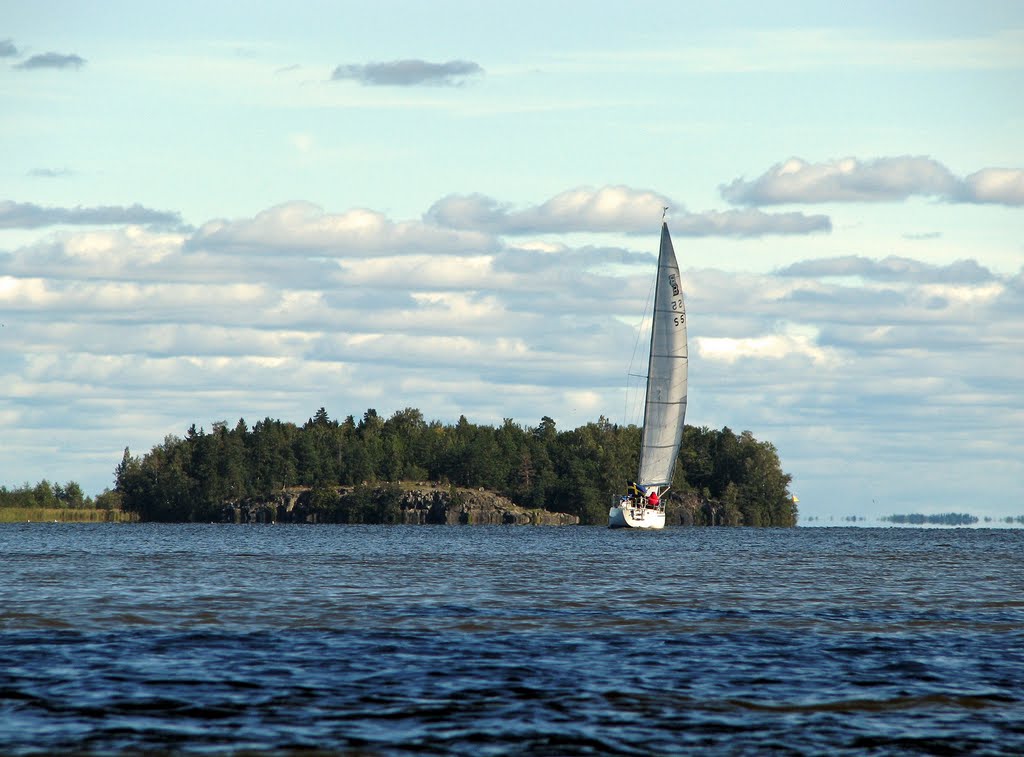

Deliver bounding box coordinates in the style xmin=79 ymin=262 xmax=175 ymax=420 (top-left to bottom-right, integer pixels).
xmin=697 ymin=327 xmax=839 ymax=366
xmin=0 ymin=227 xmax=201 ymax=286
xmin=13 ymin=52 xmax=86 ymax=70
xmin=188 ymin=201 xmax=494 ymax=256
xmin=0 ymin=39 xmax=17 ymax=57
xmin=670 ymin=208 xmax=830 ymax=237
xmin=959 ymin=168 xmax=1024 ymax=206
xmin=331 ymin=59 xmax=483 ymax=86
xmin=721 ymin=157 xmax=1024 ymax=207
xmin=426 ymin=186 xmax=671 ymax=233
xmin=721 ymin=156 xmax=957 ymax=204
xmin=427 ymin=186 xmax=830 ymax=236
xmin=0 ymin=201 xmax=183 ymax=229
xmin=27 ymin=167 xmax=74 ymax=178
xmin=776 ymin=255 xmax=996 ymax=285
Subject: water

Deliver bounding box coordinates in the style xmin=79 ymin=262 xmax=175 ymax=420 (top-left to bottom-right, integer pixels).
xmin=1 ymin=524 xmax=1022 ymax=755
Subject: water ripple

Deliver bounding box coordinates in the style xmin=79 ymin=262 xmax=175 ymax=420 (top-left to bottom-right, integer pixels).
xmin=1 ymin=524 xmax=1022 ymax=754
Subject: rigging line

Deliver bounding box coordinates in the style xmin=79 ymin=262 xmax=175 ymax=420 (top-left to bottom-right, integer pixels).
xmin=622 ymin=255 xmax=658 ymax=427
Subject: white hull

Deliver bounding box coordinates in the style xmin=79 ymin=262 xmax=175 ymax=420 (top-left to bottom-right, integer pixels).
xmin=608 ymin=504 xmax=666 ymax=530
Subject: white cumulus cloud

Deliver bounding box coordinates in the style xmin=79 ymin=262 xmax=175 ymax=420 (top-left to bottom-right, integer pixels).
xmin=188 ymin=201 xmax=494 ymax=256
xmin=427 ymin=186 xmax=830 ymax=236
xmin=721 ymin=156 xmax=1024 ymax=207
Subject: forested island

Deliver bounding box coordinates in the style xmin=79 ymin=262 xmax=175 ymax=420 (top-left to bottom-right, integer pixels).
xmin=1 ymin=408 xmax=797 ymax=526
xmin=105 ymin=407 xmax=796 ymax=526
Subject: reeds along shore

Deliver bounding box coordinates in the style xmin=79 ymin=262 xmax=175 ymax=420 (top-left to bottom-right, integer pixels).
xmin=0 ymin=508 xmax=138 ymax=523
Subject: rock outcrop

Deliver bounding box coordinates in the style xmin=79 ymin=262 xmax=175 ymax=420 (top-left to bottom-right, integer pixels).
xmin=664 ymin=490 xmax=742 ymax=526
xmin=223 ymin=482 xmax=578 ymax=526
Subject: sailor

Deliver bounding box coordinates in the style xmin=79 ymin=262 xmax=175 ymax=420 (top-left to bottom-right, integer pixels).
xmin=648 ymin=490 xmax=659 ymax=509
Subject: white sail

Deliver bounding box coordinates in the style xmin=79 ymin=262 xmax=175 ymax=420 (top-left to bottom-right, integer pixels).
xmin=637 ymin=222 xmax=688 ymax=487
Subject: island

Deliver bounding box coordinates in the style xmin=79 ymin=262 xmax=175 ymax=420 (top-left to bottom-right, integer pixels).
xmin=2 ymin=407 xmax=798 ymax=527
xmin=109 ymin=407 xmax=797 ymax=526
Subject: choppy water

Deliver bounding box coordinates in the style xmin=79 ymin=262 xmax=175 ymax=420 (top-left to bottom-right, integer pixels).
xmin=1 ymin=524 xmax=1022 ymax=755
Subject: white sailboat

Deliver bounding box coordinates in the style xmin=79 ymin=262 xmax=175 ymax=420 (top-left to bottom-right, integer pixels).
xmin=609 ymin=215 xmax=688 ymax=529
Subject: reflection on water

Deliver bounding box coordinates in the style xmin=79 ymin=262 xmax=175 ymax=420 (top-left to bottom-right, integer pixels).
xmin=1 ymin=524 xmax=1022 ymax=754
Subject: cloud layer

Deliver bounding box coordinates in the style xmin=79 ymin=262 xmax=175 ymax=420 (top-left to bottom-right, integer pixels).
xmin=0 ymin=201 xmax=183 ymax=229
xmin=777 ymin=255 xmax=996 ymax=284
xmin=426 ymin=186 xmax=831 ymax=236
xmin=13 ymin=52 xmax=86 ymax=70
xmin=331 ymin=59 xmax=483 ymax=86
xmin=188 ymin=202 xmax=493 ymax=256
xmin=2 ymin=181 xmax=1020 ymax=522
xmin=721 ymin=157 xmax=1024 ymax=207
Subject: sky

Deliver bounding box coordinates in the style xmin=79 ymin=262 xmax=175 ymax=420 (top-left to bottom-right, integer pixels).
xmin=2 ymin=1 xmax=1022 ymax=523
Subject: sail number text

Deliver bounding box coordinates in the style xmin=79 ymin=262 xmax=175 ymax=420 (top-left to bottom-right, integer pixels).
xmin=671 ymin=297 xmax=685 ymax=328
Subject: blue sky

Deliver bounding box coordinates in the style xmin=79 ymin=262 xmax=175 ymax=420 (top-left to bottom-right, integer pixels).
xmin=2 ymin=1 xmax=1022 ymax=522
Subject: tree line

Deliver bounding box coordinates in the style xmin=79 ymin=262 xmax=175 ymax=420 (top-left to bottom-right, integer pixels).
xmin=0 ymin=480 xmax=122 ymax=511
xmin=883 ymin=513 xmax=979 ymax=526
xmin=112 ymin=407 xmax=797 ymax=526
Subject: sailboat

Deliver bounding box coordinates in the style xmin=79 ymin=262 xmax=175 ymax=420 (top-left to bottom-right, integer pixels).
xmin=609 ymin=214 xmax=688 ymax=529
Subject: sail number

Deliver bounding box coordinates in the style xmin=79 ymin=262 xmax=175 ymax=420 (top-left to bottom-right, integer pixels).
xmin=671 ymin=298 xmax=685 ymax=328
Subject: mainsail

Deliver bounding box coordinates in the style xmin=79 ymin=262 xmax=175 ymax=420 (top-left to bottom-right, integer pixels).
xmin=637 ymin=222 xmax=688 ymax=487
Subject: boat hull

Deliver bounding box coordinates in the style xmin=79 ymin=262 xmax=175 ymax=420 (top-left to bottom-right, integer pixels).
xmin=608 ymin=504 xmax=666 ymax=530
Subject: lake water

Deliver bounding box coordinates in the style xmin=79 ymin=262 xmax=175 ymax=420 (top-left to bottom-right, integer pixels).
xmin=1 ymin=524 xmax=1022 ymax=754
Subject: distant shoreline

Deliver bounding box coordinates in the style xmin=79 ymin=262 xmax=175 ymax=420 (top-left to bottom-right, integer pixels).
xmin=802 ymin=512 xmax=1024 ymax=528
xmin=0 ymin=508 xmax=137 ymax=523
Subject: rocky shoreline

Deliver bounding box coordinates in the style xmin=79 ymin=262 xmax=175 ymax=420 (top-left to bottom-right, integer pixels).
xmin=223 ymin=482 xmax=579 ymax=526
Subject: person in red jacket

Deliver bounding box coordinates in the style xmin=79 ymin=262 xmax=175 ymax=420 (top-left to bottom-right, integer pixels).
xmin=648 ymin=490 xmax=659 ymax=509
